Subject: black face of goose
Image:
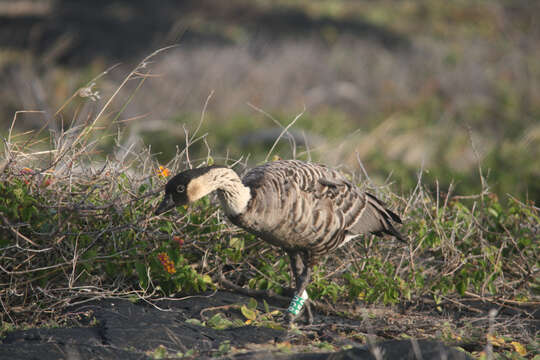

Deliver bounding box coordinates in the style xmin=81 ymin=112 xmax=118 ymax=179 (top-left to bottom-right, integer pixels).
xmin=155 ymin=166 xmax=227 ymax=215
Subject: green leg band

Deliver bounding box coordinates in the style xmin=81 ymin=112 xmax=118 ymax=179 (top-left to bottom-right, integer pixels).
xmin=287 ymin=290 xmax=309 ymax=315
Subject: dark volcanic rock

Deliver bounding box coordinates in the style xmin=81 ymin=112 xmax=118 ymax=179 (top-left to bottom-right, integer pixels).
xmin=330 ymin=340 xmax=472 ymax=360
xmin=224 ymin=340 xmax=472 ymax=360
xmin=0 ymin=292 xmax=472 ymax=360
xmin=0 ymin=343 xmax=144 ymax=360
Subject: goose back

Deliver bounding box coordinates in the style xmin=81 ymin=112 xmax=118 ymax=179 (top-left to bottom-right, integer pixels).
xmin=228 ymin=160 xmax=402 ymax=265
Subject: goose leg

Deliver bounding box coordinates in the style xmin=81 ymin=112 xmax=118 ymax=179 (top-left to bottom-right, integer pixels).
xmin=287 ymin=252 xmax=313 ymax=324
xmin=289 ymin=252 xmax=303 ymax=290
xmin=296 ymin=260 xmax=313 ymax=324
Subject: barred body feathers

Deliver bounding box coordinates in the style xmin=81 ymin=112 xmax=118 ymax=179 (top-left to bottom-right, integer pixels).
xmin=229 ymin=160 xmax=403 ymax=265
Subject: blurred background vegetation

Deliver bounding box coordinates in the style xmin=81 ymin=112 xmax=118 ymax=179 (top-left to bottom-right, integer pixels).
xmin=1 ymin=0 xmax=539 ymax=202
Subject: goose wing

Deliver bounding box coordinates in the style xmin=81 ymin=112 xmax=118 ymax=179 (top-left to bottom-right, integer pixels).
xmin=310 ymin=166 xmax=404 ymax=243
xmin=237 ymin=160 xmax=403 ymax=254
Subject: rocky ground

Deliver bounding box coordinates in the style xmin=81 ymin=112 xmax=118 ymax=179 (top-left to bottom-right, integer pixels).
xmin=1 ymin=290 xmax=479 ymax=359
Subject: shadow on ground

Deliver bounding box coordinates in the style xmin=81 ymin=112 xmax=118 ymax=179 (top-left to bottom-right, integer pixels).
xmin=1 ymin=291 xmax=471 ymax=359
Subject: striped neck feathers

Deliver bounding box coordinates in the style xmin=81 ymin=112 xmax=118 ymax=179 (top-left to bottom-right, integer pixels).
xmin=187 ymin=167 xmax=251 ymax=216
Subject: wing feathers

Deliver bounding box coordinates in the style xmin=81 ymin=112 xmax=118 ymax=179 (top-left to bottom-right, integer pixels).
xmin=237 ymin=160 xmax=405 ymax=259
xmin=357 ymin=193 xmax=405 ymax=242
xmin=366 ymin=192 xmax=402 ymax=223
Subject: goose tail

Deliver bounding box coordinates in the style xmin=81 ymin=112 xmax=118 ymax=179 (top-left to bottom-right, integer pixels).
xmin=365 ymin=193 xmax=407 ymax=243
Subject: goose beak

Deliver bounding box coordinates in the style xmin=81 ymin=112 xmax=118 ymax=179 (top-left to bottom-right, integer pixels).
xmin=155 ymin=194 xmax=175 ymax=215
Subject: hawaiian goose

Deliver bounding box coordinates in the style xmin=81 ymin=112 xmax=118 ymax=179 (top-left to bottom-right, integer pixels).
xmin=156 ymin=160 xmax=404 ymax=323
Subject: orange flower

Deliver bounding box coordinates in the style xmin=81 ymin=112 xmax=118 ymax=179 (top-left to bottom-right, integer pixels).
xmin=20 ymin=167 xmax=33 ymax=185
xmin=173 ymin=236 xmax=184 ymax=247
xmin=156 ymin=165 xmax=170 ymax=178
xmin=41 ymin=176 xmax=52 ymax=187
xmin=157 ymin=252 xmax=176 ymax=274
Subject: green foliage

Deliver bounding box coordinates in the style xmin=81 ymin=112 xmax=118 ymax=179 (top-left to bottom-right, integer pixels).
xmin=206 ymin=313 xmax=237 ymax=330
xmin=343 ymin=258 xmax=401 ymax=305
xmin=186 ymin=298 xmax=283 ymax=332
xmin=146 ymin=249 xmax=214 ymax=296
xmin=239 ymin=298 xmax=284 ymax=330
xmin=307 ymin=266 xmax=345 ymax=302
xmin=0 ymin=166 xmax=219 ymax=326
xmin=0 ymin=179 xmax=45 ymax=245
xmin=247 ymin=254 xmax=290 ymax=295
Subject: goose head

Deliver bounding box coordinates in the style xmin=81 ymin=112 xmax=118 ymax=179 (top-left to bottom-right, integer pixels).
xmin=155 ymin=165 xmax=227 ymax=215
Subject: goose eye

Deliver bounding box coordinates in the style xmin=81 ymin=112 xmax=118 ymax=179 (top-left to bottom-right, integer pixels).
xmin=176 ymin=184 xmax=185 ymax=193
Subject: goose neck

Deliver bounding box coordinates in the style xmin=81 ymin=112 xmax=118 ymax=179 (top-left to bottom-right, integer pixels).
xmin=206 ymin=167 xmax=251 ymax=216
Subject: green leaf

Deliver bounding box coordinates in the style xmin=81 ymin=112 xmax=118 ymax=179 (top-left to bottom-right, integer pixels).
xmin=229 ymin=237 xmax=244 ymax=251
xmin=241 ymin=305 xmax=257 ymax=321
xmin=247 ymin=297 xmax=258 ymax=310
xmin=456 ymin=279 xmax=467 ymax=296
xmin=230 ymin=319 xmax=244 ymax=327
xmin=138 ymin=184 xmax=148 ymax=194
xmin=185 ymin=318 xmax=204 ymax=326
xmin=13 ymin=188 xmax=24 ymax=201
xmin=488 ymin=207 xmax=499 ymax=218
xmin=159 ymin=222 xmax=173 ymax=234
xmin=207 ymin=313 xmax=234 ymax=330
xmin=135 ymin=262 xmax=148 ymax=289
xmin=202 ymin=274 xmax=214 ymax=286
